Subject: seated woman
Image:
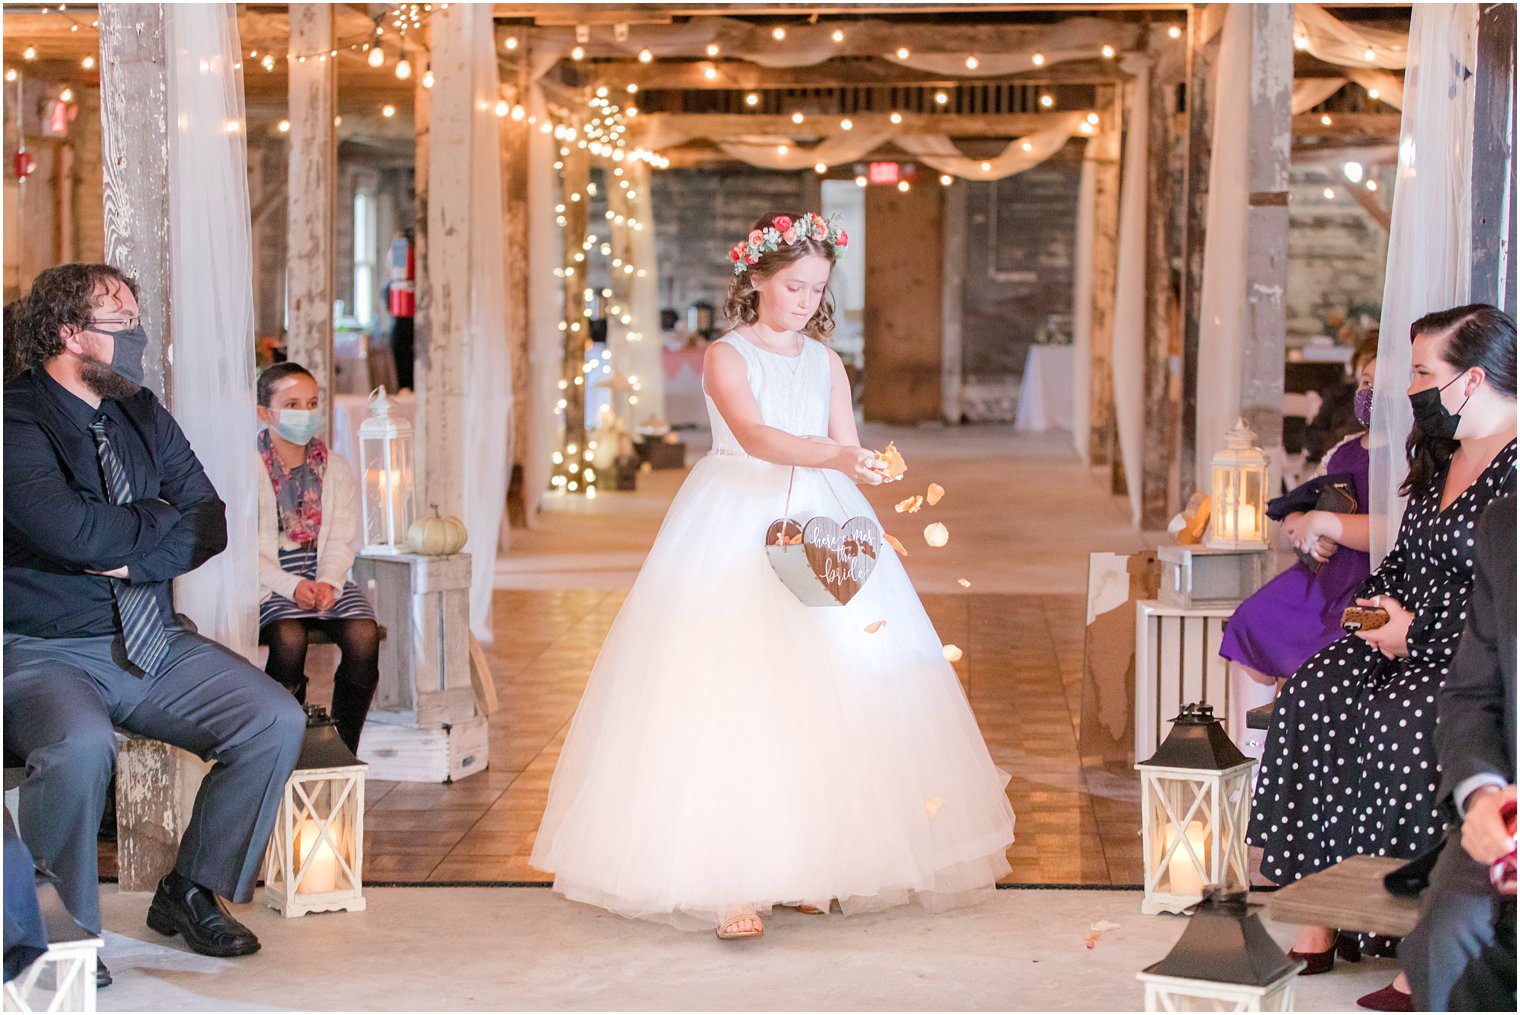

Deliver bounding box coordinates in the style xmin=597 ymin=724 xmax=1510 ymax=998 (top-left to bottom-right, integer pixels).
xmin=1248 ymin=305 xmax=1516 ymax=1012
xmin=1221 ymin=339 xmax=1378 ymax=692
xmin=255 ymin=363 xmax=380 ymax=754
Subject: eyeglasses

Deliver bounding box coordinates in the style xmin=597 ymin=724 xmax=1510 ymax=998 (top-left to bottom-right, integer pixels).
xmin=87 ymin=317 xmax=140 ymax=330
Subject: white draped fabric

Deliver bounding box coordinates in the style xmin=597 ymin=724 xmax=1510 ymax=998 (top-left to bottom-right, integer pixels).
xmin=1111 ymin=59 xmax=1151 ymax=528
xmin=716 ymin=129 xmax=895 ymax=172
xmin=1369 ymin=4 xmax=1478 ymax=565
xmin=428 ymin=5 xmax=513 ymax=640
xmin=896 ymin=114 xmax=1088 ymax=180
xmin=164 ymin=3 xmax=258 ymax=659
xmin=523 ymin=85 xmax=564 ymax=523
xmin=1292 ymin=71 xmax=1405 ymax=113
xmin=1193 ymin=5 xmax=1252 ymax=497
xmin=620 ymin=159 xmax=666 ymax=429
xmin=1295 ymin=3 xmax=1409 ymax=70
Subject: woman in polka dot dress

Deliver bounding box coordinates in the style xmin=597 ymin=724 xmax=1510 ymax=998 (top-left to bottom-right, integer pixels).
xmin=1248 ymin=305 xmax=1516 ymax=1009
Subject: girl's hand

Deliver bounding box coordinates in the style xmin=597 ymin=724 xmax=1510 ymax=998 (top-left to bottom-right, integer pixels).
xmin=293 ymin=579 xmax=323 ymax=611
xmin=834 ymin=445 xmax=885 ymax=485
xmin=1291 ymin=511 xmax=1341 ymax=563
xmin=1353 ymin=594 xmax=1413 ymax=658
xmin=313 ymin=583 xmax=337 ymax=612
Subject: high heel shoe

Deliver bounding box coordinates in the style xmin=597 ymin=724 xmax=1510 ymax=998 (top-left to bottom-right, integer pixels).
xmin=1356 ymin=983 xmax=1413 ymax=1012
xmin=1287 ymin=932 xmax=1360 ymax=975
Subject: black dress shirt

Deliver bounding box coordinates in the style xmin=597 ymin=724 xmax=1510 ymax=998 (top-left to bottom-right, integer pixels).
xmin=3 ymin=369 xmax=227 ymax=640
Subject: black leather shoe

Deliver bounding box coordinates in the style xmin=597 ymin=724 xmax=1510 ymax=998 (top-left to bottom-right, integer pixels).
xmin=96 ymin=957 xmax=111 ymax=989
xmin=145 ymin=871 xmax=260 ymax=957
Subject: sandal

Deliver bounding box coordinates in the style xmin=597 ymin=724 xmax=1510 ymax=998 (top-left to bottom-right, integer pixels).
xmin=715 ymin=908 xmax=764 ymax=941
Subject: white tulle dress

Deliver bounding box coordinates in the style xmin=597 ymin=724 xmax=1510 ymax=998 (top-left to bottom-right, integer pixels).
xmin=530 ymin=331 xmax=1016 ymax=930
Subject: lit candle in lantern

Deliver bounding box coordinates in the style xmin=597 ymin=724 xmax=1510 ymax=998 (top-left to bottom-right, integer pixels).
xmin=1163 ymin=820 xmax=1208 ymax=898
xmin=296 ymin=818 xmax=339 ymax=894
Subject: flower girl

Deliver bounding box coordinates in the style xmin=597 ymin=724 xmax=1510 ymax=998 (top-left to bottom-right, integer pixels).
xmin=531 ymin=213 xmax=1015 ymax=939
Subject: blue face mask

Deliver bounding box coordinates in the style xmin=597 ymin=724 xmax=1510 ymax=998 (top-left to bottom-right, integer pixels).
xmin=273 ymin=408 xmax=323 ymax=446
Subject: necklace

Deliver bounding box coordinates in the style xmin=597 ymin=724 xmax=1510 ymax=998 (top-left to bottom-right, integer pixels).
xmin=745 ymin=326 xmax=806 ymax=375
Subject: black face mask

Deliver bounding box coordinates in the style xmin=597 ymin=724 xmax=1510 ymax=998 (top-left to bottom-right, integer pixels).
xmin=95 ymin=322 xmax=148 ymax=385
xmin=1408 ymin=372 xmax=1471 ymax=441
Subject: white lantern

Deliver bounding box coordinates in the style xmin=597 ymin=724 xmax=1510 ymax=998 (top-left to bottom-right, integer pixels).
xmin=1207 ymin=418 xmax=1269 ymax=549
xmin=263 ymin=708 xmax=367 ymax=918
xmin=1138 ymin=891 xmax=1305 ymax=1011
xmin=358 ymin=386 xmax=416 ymax=554
xmin=1136 ymin=703 xmax=1255 ymax=915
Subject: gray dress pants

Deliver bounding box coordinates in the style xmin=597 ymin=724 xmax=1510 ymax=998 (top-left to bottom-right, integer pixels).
xmin=1402 ymin=829 xmax=1508 ymax=1011
xmin=3 ymin=628 xmax=305 ymax=933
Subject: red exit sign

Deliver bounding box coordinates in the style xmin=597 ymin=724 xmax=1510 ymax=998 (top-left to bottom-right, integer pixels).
xmin=867 ymin=161 xmax=899 ymax=185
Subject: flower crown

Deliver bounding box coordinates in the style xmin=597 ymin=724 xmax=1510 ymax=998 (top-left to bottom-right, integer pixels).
xmin=730 ymin=212 xmax=848 ymax=276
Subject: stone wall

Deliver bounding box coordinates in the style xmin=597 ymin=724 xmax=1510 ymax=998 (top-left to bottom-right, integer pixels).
xmin=649 ymin=167 xmax=807 ymax=333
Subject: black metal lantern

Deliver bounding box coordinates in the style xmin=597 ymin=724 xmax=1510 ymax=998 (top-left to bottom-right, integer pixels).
xmin=1137 ymin=890 xmax=1304 ymax=1010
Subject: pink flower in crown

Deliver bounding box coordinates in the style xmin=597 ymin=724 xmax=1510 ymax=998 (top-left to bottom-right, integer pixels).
xmin=748 ymin=230 xmax=764 ymax=246
xmin=730 ymin=246 xmax=742 ymax=262
xmin=812 ymin=223 xmax=827 ymax=240
xmin=746 ymin=254 xmax=758 ymax=264
xmin=781 ymin=228 xmax=797 ymax=244
xmin=836 ymin=229 xmax=849 ymax=247
xmin=773 ymin=215 xmax=793 ymax=232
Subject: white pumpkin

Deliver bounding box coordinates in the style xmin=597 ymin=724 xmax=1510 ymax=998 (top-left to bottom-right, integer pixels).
xmin=407 ymin=505 xmax=468 ymax=556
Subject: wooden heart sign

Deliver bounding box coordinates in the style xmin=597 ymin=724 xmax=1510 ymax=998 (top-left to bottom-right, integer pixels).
xmin=764 ymin=515 xmax=882 ymax=606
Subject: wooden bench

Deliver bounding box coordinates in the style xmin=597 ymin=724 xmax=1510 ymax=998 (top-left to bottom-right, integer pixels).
xmin=1262 ymin=854 xmax=1422 ymax=939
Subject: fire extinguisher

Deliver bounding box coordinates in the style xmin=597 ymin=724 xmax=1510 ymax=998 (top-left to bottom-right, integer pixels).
xmin=388 ymin=232 xmax=415 ymax=318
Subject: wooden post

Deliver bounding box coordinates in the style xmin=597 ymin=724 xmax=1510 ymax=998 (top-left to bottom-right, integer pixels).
xmin=502 ymin=38 xmax=532 ymax=528
xmin=1140 ymin=31 xmax=1181 ymax=530
xmin=98 ymin=3 xmax=172 ymax=403
xmin=560 ymin=140 xmax=591 ymax=476
xmin=1471 ymin=1 xmax=1516 ymax=311
xmin=417 ymin=12 xmax=471 ymax=517
xmin=1239 ymin=6 xmax=1292 ymax=468
xmin=285 ymin=4 xmax=336 ymax=421
xmin=863 ymin=180 xmax=944 ymax=423
xmin=940 ymin=179 xmax=966 ymax=425
xmin=412 ymin=30 xmax=430 ymax=410
xmin=1087 ymin=85 xmax=1122 ymax=468
xmin=1178 ymin=5 xmax=1225 ymax=501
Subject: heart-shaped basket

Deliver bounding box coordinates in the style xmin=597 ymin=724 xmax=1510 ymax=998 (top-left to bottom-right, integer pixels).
xmin=765 ymin=514 xmax=882 ymax=606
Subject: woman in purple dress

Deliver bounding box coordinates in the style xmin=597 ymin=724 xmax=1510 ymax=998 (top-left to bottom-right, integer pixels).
xmin=1220 ymin=346 xmax=1376 ymax=685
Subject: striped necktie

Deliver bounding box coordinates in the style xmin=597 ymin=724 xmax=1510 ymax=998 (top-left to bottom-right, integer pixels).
xmin=89 ymin=416 xmax=171 ymax=676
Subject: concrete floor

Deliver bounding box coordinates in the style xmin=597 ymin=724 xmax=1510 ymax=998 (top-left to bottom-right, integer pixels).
xmin=85 ymin=887 xmax=1396 ymax=1012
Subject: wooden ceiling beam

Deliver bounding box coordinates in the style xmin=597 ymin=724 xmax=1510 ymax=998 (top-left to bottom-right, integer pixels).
xmin=634 ymin=110 xmax=1090 ymax=141
xmin=564 ymin=57 xmax=1125 ymax=91
xmin=1291 ymin=111 xmax=1402 ymax=138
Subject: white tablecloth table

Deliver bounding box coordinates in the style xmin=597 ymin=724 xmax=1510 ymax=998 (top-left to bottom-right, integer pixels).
xmin=1013 ymin=344 xmax=1075 ymax=433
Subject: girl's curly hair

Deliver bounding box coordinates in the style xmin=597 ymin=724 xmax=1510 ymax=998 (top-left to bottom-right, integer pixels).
xmin=722 ymin=213 xmax=837 ymax=342
xmin=5 ymin=263 xmax=139 ymax=383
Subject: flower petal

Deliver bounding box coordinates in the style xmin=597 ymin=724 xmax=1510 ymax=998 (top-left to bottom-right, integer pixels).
xmin=923 ymin=796 xmax=946 ymax=819
xmin=864 ymin=620 xmax=887 ymax=634
xmin=923 ymin=522 xmax=949 ymax=547
xmin=957 ymin=578 xmax=972 ymax=588
xmin=926 ymin=482 xmax=945 ymax=506
xmin=894 ymin=495 xmax=924 ymax=514
xmin=884 ymin=532 xmax=908 ymax=557
xmin=942 ymin=644 xmax=963 ymax=662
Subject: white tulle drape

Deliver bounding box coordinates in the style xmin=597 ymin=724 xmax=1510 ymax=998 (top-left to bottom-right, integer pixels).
xmin=1111 ymin=59 xmax=1151 ymax=528
xmin=1369 ymin=4 xmax=1477 ymax=565
xmin=1294 ymin=4 xmax=1409 ymax=70
xmin=1192 ymin=5 xmax=1252 ymax=496
xmin=164 ymin=3 xmax=258 ymax=660
xmin=522 ymin=83 xmax=564 ymax=523
xmin=430 ymin=4 xmax=513 ymax=640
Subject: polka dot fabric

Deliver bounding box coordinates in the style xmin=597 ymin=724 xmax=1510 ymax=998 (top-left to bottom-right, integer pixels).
xmin=1247 ymin=440 xmax=1516 ymax=949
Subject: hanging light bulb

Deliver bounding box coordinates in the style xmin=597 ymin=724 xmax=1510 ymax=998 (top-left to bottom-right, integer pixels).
xmin=703 ymin=66 xmax=717 ymax=80
xmin=897 ymin=180 xmax=910 ymax=193
xmin=59 ymin=87 xmax=74 ymax=103
xmin=890 ymin=111 xmax=903 ymax=124
xmin=814 ymin=162 xmax=827 ymax=174
xmin=4 ymin=69 xmax=16 ymax=83
xmin=934 ymin=90 xmax=949 ymax=105
xmin=831 ymin=29 xmax=844 ymax=43
xmin=1101 ymin=44 xmax=1116 ymax=59
xmin=940 ymin=173 xmax=953 ymax=186
xmin=277 ymin=118 xmax=291 ymax=133
xmin=638 ymin=48 xmax=652 ymax=63
xmin=791 ymin=111 xmax=804 ymax=124
xmin=494 ymin=99 xmax=509 ymax=117
xmin=1168 ymin=25 xmax=1183 ymax=39
xmin=368 ymin=45 xmax=385 ymax=68
xmin=81 ymin=55 xmax=96 ymax=70
xmin=896 ymin=46 xmax=910 ymax=60
xmin=395 ymin=56 xmax=412 ymax=80
xmin=22 ymin=46 xmax=37 ymax=61
xmin=854 ymin=175 xmax=867 ymax=188
xmin=1040 ymin=94 xmax=1054 ymax=108
xmin=571 ymin=45 xmax=585 ymax=61
xmin=504 ymin=35 xmax=519 ymax=51
xmin=1363 ymin=47 xmax=1376 ymax=62
xmin=382 ymin=103 xmax=396 ymax=118
xmin=772 ymin=27 xmax=786 ymax=41
xmin=706 ymin=43 xmax=719 ymax=57
xmin=965 ymin=55 xmax=979 ymax=70
xmin=745 ymin=92 xmax=759 ymax=106
xmin=840 ymin=118 xmax=852 ymax=130
xmin=422 ymin=68 xmax=434 ymax=88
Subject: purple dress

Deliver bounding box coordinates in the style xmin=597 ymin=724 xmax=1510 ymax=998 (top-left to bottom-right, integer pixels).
xmin=1218 ymin=437 xmax=1370 ymax=679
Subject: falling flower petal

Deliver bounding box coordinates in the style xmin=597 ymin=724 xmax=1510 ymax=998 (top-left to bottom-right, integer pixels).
xmin=1090 ymin=920 xmax=1121 ymax=933
xmin=923 ymin=522 xmax=949 ymax=547
xmin=894 ymin=495 xmax=924 ymax=514
xmin=923 ymin=796 xmax=946 ymax=819
xmin=957 ymin=578 xmax=972 ymax=588
xmin=878 ymin=441 xmax=908 ymax=482
xmin=942 ymin=644 xmax=963 ymax=662
xmin=884 ymin=532 xmax=908 ymax=557
xmin=864 ymin=620 xmax=887 ymax=634
xmin=927 ymin=482 xmax=945 ymax=506
xmin=1084 ymin=932 xmax=1100 ymax=950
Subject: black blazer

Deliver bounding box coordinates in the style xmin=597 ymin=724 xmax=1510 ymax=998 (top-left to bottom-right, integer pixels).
xmin=1435 ymin=492 xmax=1517 ymax=811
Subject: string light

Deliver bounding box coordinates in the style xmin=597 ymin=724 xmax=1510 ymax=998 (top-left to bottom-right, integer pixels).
xmin=571 ymin=45 xmax=585 ymax=61
xmin=1322 ymin=187 xmax=1335 ymax=199
xmin=831 ymin=29 xmax=844 ymax=43
xmin=504 ymin=35 xmax=518 ymax=51
xmin=1168 ymin=25 xmax=1183 ymax=39
xmin=494 ymin=99 xmax=509 ymax=117
xmin=81 ymin=55 xmax=95 ymax=70
xmin=395 ymin=56 xmax=412 ymax=80
xmin=1367 ymin=87 xmax=1381 ymax=100
xmin=22 ymin=46 xmax=37 ymax=61
xmin=854 ymin=175 xmax=867 ymax=188
xmin=382 ymin=103 xmax=396 ymax=117
xmin=59 ymin=86 xmax=73 ymax=102
xmin=277 ymin=118 xmax=291 ymax=133
xmin=1366 ymin=179 xmax=1379 ymax=192
xmin=368 ymin=45 xmax=385 ymax=68
xmin=791 ymin=111 xmax=804 ymax=124
xmin=839 ymin=118 xmax=852 ymax=130
xmin=706 ymin=43 xmax=719 ymax=57
xmin=4 ymin=69 xmax=16 ymax=82
xmin=704 ymin=66 xmax=717 ymax=80
xmin=1040 ymin=94 xmax=1054 ymax=108
xmin=934 ymin=90 xmax=949 ymax=105
xmin=638 ymin=48 xmax=652 ymax=63
xmin=745 ymin=92 xmax=759 ymax=106
xmin=1101 ymin=44 xmax=1116 ymax=59
xmin=422 ymin=68 xmax=434 ymax=88
xmin=897 ymin=180 xmax=910 ymax=192
xmin=965 ymin=55 xmax=979 ymax=70
xmin=890 ymin=111 xmax=903 ymax=124
xmin=1295 ymin=35 xmax=1310 ymax=51
xmin=1320 ymin=114 xmax=1333 ymax=126
xmin=896 ymin=46 xmax=910 ymax=59
xmin=814 ymin=162 xmax=827 ymax=174
xmin=940 ymin=174 xmax=953 ymax=186
xmin=980 ymin=161 xmax=992 ymax=172
xmin=772 ymin=27 xmax=786 ymax=41
xmin=1363 ymin=47 xmax=1376 ymax=61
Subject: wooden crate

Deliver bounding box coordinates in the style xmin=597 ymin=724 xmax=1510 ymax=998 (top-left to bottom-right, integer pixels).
xmin=1135 ymin=600 xmax=1237 ymax=762
xmin=357 ymin=716 xmax=488 ymax=784
xmin=353 ymin=552 xmax=476 ymax=728
xmin=1157 ymin=544 xmax=1267 ymax=609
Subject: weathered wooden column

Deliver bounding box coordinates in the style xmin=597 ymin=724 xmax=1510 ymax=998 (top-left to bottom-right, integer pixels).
xmin=501 ymin=36 xmax=532 ymax=527
xmin=940 ymin=179 xmax=967 ymax=424
xmin=1178 ymin=5 xmax=1225 ymax=499
xmin=98 ymin=4 xmax=173 ymax=401
xmin=1238 ymin=6 xmax=1293 ymax=469
xmin=285 ymin=4 xmax=336 ymax=416
xmin=1471 ymin=1 xmax=1516 ymax=311
xmin=1087 ymin=85 xmax=1123 ymax=468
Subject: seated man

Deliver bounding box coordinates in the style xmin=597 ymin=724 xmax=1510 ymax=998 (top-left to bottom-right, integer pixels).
xmin=1402 ymin=492 xmax=1517 ymax=1011
xmin=2 ymin=264 xmax=305 ymax=985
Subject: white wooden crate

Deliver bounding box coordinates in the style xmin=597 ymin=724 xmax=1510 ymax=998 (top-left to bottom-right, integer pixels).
xmin=1134 ymin=600 xmax=1237 ymax=762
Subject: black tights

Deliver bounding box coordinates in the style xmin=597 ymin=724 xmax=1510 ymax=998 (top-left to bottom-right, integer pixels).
xmin=261 ymin=618 xmax=380 ymax=754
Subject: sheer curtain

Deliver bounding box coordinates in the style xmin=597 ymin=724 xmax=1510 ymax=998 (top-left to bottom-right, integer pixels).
xmin=164 ymin=3 xmax=258 ymax=660
xmin=522 ymin=83 xmax=564 ymax=522
xmin=1369 ymin=4 xmax=1477 ymax=564
xmin=1111 ymin=58 xmax=1151 ymax=528
xmin=1071 ymin=148 xmax=1096 ymax=463
xmin=1193 ymin=4 xmax=1251 ymax=495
